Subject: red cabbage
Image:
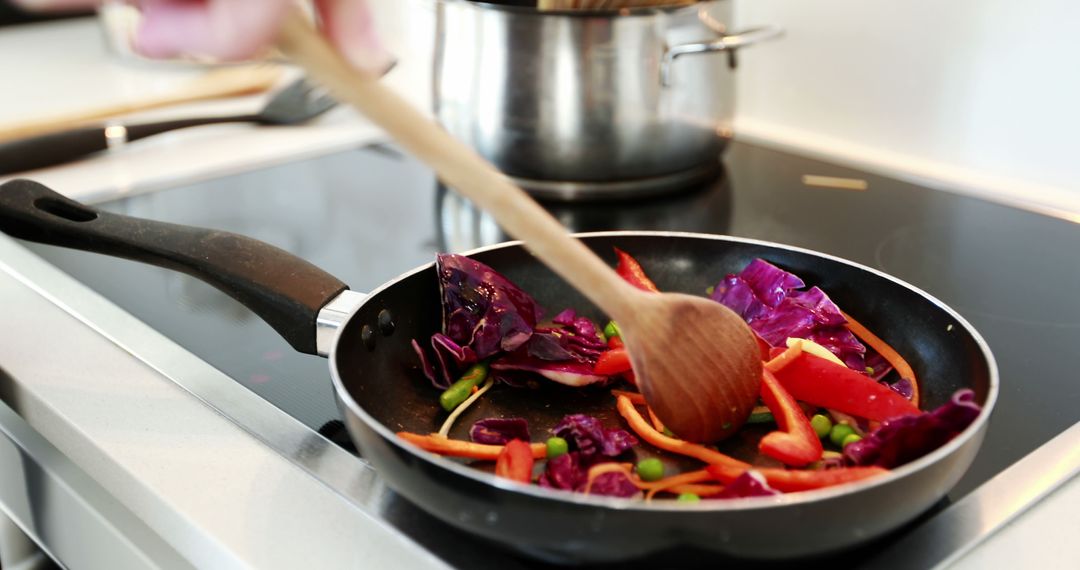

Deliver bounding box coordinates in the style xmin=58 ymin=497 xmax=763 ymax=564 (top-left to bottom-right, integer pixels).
xmin=711 ymin=259 xmax=870 ymax=372
xmin=489 ymin=317 xmax=611 ymax=387
xmin=552 ymin=414 xmax=637 ymax=460
xmin=536 ymin=452 xmax=638 ymax=498
xmin=470 ymin=418 xmax=530 ymax=445
xmin=884 ymin=377 xmax=915 ymax=400
xmin=844 ymin=389 xmax=981 ymax=468
xmin=538 ymin=452 xmax=584 ymax=490
xmin=437 ymin=253 xmax=542 ymax=359
xmin=490 ymin=357 xmax=607 ymax=387
xmin=427 ymin=333 xmax=477 ymax=388
xmin=587 ymin=471 xmax=641 ymax=498
xmin=717 ymin=471 xmax=780 ymax=498
xmin=411 ymin=339 xmax=438 ymax=386
xmin=552 ymin=309 xmax=602 ymax=342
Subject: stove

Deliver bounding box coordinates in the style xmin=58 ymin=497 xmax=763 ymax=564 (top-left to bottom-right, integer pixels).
xmin=17 ymin=141 xmax=1080 ymax=567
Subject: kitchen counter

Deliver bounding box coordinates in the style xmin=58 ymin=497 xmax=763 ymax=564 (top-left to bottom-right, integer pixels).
xmin=1 ymin=13 xmax=1078 ymax=570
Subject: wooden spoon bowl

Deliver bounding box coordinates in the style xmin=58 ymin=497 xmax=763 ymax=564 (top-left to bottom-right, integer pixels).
xmin=621 ymin=291 xmax=762 ymax=442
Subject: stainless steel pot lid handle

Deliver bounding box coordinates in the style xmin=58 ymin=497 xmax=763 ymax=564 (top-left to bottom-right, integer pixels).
xmin=661 ymin=25 xmax=784 ymax=86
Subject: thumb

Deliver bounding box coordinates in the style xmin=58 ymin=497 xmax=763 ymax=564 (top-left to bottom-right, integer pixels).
xmin=313 ymin=0 xmax=395 ymax=74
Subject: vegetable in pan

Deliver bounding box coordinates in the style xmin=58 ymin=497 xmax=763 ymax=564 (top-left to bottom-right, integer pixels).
xmin=404 ymin=250 xmax=981 ymax=500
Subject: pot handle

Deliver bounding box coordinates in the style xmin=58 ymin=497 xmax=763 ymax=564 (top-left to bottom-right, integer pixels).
xmin=0 ymin=179 xmax=348 ymax=355
xmin=661 ymin=25 xmax=784 ymax=86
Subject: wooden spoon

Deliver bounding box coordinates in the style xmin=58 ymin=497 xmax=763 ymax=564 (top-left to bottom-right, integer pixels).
xmin=275 ymin=12 xmax=761 ymax=442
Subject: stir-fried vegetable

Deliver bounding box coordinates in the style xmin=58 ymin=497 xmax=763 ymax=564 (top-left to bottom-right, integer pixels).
xmin=495 ymin=440 xmax=535 ymax=484
xmin=400 ymin=250 xmax=981 ymax=502
xmin=771 ymin=353 xmax=920 ymax=422
xmin=758 ymin=369 xmax=823 ymax=466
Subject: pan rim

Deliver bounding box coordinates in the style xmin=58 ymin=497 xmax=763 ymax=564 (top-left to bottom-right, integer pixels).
xmin=329 ymin=230 xmax=999 ymax=512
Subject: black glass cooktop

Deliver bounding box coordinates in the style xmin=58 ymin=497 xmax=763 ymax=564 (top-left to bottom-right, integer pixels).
xmin=22 ymin=141 xmax=1080 ymax=567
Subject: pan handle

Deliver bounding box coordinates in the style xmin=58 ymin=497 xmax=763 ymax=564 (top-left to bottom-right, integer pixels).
xmin=0 ymin=179 xmax=348 ymax=355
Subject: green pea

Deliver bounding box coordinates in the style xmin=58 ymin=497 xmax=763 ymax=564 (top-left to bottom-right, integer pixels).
xmin=865 ymin=366 xmax=875 ymax=375
xmin=829 ymin=423 xmax=856 ymax=447
xmin=603 ymin=320 xmax=622 ymax=340
xmin=842 ymin=433 xmax=863 ymax=447
xmin=705 ymin=286 xmax=715 ymax=296
xmin=677 ymin=493 xmax=700 ymax=503
xmin=546 ymin=436 xmax=569 ymax=459
xmin=438 ymin=363 xmax=489 ymax=412
xmin=636 ymin=458 xmax=665 ymax=482
xmin=810 ymin=414 xmax=833 ymax=438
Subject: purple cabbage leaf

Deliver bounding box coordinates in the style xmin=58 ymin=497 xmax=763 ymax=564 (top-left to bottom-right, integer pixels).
xmin=470 ymin=417 xmax=530 ymax=445
xmin=717 ymin=470 xmax=781 ymax=499
xmin=536 ymin=452 xmax=639 ymax=498
xmin=437 ymin=253 xmax=542 ymax=359
xmin=844 ymin=389 xmax=982 ymax=468
xmin=711 ymin=259 xmax=885 ymax=374
xmin=552 ymin=414 xmax=638 ymax=460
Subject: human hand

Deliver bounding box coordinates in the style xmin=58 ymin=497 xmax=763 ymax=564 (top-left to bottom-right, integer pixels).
xmin=13 ymin=0 xmax=390 ymax=71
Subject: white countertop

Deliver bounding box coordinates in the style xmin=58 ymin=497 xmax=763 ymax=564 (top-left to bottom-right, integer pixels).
xmin=0 ymin=16 xmax=430 ymax=203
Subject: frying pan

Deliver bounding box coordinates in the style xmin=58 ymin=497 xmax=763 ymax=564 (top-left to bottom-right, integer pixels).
xmin=0 ymin=179 xmax=997 ymax=562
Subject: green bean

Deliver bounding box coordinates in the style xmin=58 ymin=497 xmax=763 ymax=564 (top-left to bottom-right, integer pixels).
xmin=810 ymin=414 xmax=833 ymax=438
xmin=842 ymin=433 xmax=863 ymax=448
xmin=438 ymin=363 xmax=490 ymax=412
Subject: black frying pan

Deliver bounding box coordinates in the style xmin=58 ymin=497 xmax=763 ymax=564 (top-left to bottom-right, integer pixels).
xmin=0 ymin=180 xmax=997 ymax=562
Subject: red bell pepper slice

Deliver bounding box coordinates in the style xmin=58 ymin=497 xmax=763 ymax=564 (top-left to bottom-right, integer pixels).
xmin=607 ymin=335 xmax=624 ymax=349
xmin=495 ymin=439 xmax=535 ymax=483
xmin=706 ymin=464 xmax=889 ymax=493
xmin=594 ymin=347 xmax=633 ymax=375
xmin=772 ymin=353 xmax=920 ymax=422
xmin=614 ymin=248 xmax=660 ymax=292
xmin=758 ymin=370 xmax=823 ymax=466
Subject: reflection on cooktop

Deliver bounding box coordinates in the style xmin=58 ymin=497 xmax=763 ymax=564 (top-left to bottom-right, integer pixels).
xmin=436 ymin=170 xmax=733 ymax=252
xmin=876 ymin=223 xmax=1080 ymax=328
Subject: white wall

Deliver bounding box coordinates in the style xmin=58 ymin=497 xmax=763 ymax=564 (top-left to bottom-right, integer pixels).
xmin=733 ymin=0 xmax=1080 ymax=216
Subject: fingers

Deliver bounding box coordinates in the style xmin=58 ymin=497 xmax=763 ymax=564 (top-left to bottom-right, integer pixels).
xmin=313 ymin=0 xmax=394 ymax=73
xmin=134 ymin=0 xmax=290 ymax=62
xmin=10 ymin=0 xmax=99 ymax=11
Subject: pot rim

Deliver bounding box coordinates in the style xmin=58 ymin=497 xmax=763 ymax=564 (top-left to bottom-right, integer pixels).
xmin=445 ymin=0 xmax=707 ymax=18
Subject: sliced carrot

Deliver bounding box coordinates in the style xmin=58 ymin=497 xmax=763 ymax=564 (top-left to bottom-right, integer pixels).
xmin=397 ymin=432 xmax=547 ymax=460
xmin=641 ymin=470 xmax=715 ymax=500
xmin=582 ymin=463 xmax=715 ymax=499
xmin=615 ymin=395 xmax=748 ymax=469
xmin=764 ymin=343 xmax=803 ymax=373
xmin=706 ymin=463 xmax=889 ymax=493
xmin=611 ymin=389 xmax=646 ymax=405
xmin=647 ymin=407 xmax=667 ymax=433
xmin=841 ymin=310 xmax=920 ymax=407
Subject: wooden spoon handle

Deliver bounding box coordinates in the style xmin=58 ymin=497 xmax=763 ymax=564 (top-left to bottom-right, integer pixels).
xmin=276 ymin=12 xmax=640 ymax=320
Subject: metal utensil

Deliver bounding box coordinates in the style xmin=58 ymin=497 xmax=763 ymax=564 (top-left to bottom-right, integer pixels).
xmin=435 ymin=1 xmax=781 ymax=200
xmin=0 ymin=78 xmax=337 ymax=176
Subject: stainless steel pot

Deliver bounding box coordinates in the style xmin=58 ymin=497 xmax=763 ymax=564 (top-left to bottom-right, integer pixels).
xmin=434 ymin=0 xmax=781 ymax=200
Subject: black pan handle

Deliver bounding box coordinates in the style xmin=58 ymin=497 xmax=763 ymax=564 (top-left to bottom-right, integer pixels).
xmin=0 ymin=179 xmax=347 ymax=355
xmin=0 ymin=116 xmax=255 ymax=176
